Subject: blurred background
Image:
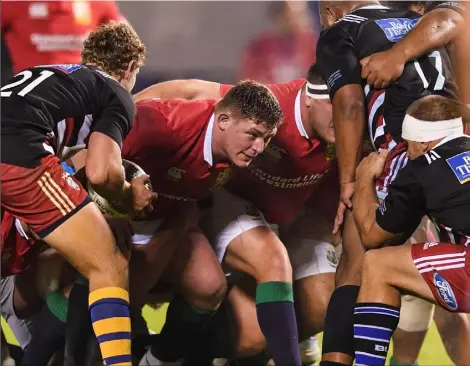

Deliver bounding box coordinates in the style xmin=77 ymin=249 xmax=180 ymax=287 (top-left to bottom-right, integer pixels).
xmin=1 ymin=0 xmax=321 ymax=91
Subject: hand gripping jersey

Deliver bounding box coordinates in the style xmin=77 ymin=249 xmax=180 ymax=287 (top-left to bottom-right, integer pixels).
xmin=121 ymin=99 xmax=232 ymax=218
xmin=220 ymin=79 xmax=334 ymax=224
xmin=316 ymin=4 xmax=458 ymax=152
xmin=1 ymin=64 xmax=134 ymax=166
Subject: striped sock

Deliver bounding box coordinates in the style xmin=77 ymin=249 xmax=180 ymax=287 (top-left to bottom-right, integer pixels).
xmin=89 ymin=287 xmax=132 ymax=366
xmin=353 ymin=303 xmax=400 ymax=366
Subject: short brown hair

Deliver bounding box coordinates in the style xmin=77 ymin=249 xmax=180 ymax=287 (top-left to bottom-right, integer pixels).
xmin=81 ymin=21 xmax=147 ymax=77
xmin=216 ymin=80 xmax=283 ymax=130
xmin=407 ymin=95 xmax=463 ymax=121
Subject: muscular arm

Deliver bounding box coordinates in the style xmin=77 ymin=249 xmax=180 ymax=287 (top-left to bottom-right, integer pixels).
xmin=450 ymin=27 xmax=470 ymax=105
xmin=394 ymin=8 xmax=464 ymax=63
xmin=134 ymin=79 xmax=221 ymax=102
xmin=332 ymin=85 xmax=365 ymax=185
xmin=85 ymin=132 xmax=130 ymax=201
xmin=353 ymin=171 xmax=395 ymax=248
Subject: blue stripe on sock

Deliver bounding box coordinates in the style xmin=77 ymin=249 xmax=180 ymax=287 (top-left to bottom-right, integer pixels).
xmin=90 ymin=302 xmax=130 ymax=322
xmin=356 ymin=351 xmax=386 ymax=366
xmin=103 ymin=354 xmax=132 ymax=365
xmin=89 ymin=297 xmax=129 ymax=309
xmin=354 ymin=324 xmax=393 ymax=341
xmin=97 ymin=332 xmax=132 ymax=343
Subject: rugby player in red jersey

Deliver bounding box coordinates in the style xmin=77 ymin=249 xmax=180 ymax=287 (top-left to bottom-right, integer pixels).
xmin=134 ymin=65 xmax=338 ymax=366
xmin=122 ymin=80 xmax=285 ymax=366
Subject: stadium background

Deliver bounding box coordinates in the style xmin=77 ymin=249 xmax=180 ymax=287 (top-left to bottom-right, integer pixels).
xmin=0 ymin=1 xmax=467 ymax=365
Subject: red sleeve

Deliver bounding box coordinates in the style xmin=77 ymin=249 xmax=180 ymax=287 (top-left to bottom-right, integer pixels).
xmin=1 ymin=2 xmax=18 ymax=31
xmin=121 ymin=100 xmax=173 ymax=166
xmin=219 ymin=84 xmax=234 ymax=97
xmin=239 ymin=39 xmax=272 ymax=83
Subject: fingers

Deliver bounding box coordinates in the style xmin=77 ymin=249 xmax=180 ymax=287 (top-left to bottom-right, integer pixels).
xmin=378 ymin=148 xmax=389 ymax=160
xmin=333 ymin=202 xmax=346 ymax=234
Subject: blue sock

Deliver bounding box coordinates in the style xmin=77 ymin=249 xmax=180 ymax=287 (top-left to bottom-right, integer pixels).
xmin=353 ymin=303 xmax=400 ymax=366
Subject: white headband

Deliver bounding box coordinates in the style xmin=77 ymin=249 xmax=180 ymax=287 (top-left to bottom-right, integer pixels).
xmin=402 ymin=114 xmax=463 ymax=142
xmin=305 ymin=82 xmax=330 ymax=100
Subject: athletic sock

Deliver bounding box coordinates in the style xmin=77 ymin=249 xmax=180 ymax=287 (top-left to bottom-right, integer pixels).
xmin=353 ymin=302 xmax=400 ymax=366
xmin=320 ymin=362 xmax=352 ymax=366
xmin=255 ymin=281 xmax=301 ymax=366
xmin=321 ymin=285 xmax=360 ymax=360
xmin=390 ymin=357 xmax=419 ymax=366
xmin=20 ymin=291 xmax=68 ymax=365
xmin=63 ymin=282 xmax=97 ymax=366
xmin=89 ymin=287 xmax=132 ymax=366
xmin=148 ymin=295 xmax=217 ymax=362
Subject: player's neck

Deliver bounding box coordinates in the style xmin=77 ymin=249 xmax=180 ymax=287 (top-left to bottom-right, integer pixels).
xmin=211 ymin=128 xmax=227 ymax=164
xmin=347 ymin=1 xmax=380 ymax=14
xmin=299 ymin=92 xmax=316 ymax=139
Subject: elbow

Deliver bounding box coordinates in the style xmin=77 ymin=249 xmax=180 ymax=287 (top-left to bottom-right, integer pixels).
xmin=361 ymin=233 xmax=382 ymax=249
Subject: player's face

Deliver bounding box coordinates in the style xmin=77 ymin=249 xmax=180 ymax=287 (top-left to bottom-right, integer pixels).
xmin=226 ymin=119 xmax=278 ymax=168
xmin=306 ymin=98 xmax=335 ymax=143
xmin=320 ymin=6 xmax=339 ymax=29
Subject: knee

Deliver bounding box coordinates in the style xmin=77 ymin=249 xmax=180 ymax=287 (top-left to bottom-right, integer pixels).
xmin=361 ymin=250 xmax=384 ymax=283
xmin=236 ymin=332 xmax=266 ymax=358
xmin=87 ymin=251 xmax=129 ymax=285
xmin=252 ymin=242 xmax=292 ymax=283
xmin=184 ymin=268 xmax=227 ymax=310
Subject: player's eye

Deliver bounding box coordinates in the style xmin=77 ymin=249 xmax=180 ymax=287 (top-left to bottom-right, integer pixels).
xmin=247 ymin=133 xmax=256 ymax=140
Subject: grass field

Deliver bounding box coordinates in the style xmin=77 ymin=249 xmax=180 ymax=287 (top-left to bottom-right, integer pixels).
xmin=2 ymin=304 xmax=456 ymax=365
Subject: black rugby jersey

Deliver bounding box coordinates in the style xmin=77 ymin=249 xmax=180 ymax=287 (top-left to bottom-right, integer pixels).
xmin=316 ymin=4 xmax=458 ymax=151
xmin=376 ymin=135 xmax=470 ymax=246
xmin=1 ymin=64 xmax=134 ymax=167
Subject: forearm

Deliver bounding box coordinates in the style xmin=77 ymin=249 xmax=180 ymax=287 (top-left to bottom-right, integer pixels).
xmin=451 ymin=31 xmax=470 ymax=105
xmin=333 ymin=101 xmax=365 ymax=184
xmin=352 ymin=174 xmax=380 ymax=245
xmin=393 ymin=9 xmax=463 ymax=62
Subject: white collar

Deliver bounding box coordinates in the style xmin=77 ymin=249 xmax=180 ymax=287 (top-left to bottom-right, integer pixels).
xmin=353 ymin=5 xmax=389 ymax=11
xmin=433 ymin=133 xmax=469 ymax=149
xmin=203 ymin=114 xmax=215 ymax=166
xmin=294 ymin=89 xmax=309 ymax=138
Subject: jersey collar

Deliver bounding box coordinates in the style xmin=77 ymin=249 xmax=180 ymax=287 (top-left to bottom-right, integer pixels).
xmin=203 ymin=113 xmax=216 ymax=166
xmin=433 ymin=133 xmax=469 ymax=149
xmin=294 ymin=88 xmax=309 ymax=138
xmin=353 ymin=5 xmax=389 ymax=11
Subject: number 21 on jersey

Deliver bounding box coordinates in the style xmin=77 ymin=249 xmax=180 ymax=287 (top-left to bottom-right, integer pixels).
xmin=1 ymin=70 xmax=54 ymax=97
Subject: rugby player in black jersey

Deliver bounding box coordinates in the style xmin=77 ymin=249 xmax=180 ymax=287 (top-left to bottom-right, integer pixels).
xmin=315 ymin=2 xmax=458 ymax=365
xmin=352 ymin=95 xmax=470 ymax=365
xmin=1 ymin=22 xmax=154 ymax=365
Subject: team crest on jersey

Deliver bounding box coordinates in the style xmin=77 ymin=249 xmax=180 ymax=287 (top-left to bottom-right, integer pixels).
xmin=167 ymin=167 xmax=185 ymax=181
xmin=423 ymin=242 xmax=439 ymax=250
xmin=375 ymin=18 xmax=419 ymax=42
xmin=326 ymin=245 xmax=339 ymax=268
xmin=446 ymin=152 xmax=470 ymax=184
xmin=264 ymin=144 xmax=286 ymax=161
xmin=214 ymin=168 xmax=232 ymax=188
xmin=433 ymin=272 xmax=458 ymax=310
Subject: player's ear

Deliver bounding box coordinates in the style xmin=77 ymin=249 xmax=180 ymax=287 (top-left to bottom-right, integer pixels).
xmin=123 ymin=61 xmax=135 ymax=80
xmin=217 ymin=113 xmax=230 ymax=131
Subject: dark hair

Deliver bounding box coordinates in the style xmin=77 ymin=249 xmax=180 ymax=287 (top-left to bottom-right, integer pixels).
xmin=81 ymin=21 xmax=147 ymax=76
xmin=217 ymin=80 xmax=283 ymax=130
xmin=381 ymin=1 xmax=425 ymax=11
xmin=407 ymin=95 xmax=463 ymax=121
xmin=307 ymin=64 xmax=326 ymax=85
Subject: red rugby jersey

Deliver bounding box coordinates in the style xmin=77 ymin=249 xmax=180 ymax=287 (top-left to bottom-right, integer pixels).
xmin=221 ymin=79 xmax=334 ymax=224
xmin=122 ymin=99 xmax=232 ymax=218
xmin=1 ymin=1 xmax=124 ymax=73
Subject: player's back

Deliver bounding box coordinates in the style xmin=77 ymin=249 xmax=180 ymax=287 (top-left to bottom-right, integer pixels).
xmin=413 ymin=135 xmax=470 ymax=245
xmin=318 ymin=5 xmax=458 ymax=149
xmin=1 ymin=64 xmax=134 ymax=164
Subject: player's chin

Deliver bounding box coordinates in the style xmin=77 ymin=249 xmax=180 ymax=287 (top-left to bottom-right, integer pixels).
xmin=233 ymin=154 xmax=253 ymax=168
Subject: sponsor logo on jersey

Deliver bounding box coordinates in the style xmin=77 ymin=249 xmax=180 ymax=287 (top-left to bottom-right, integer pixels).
xmin=62 ymin=172 xmax=80 ymax=190
xmin=375 ymin=18 xmax=419 ymax=42
xmin=166 ymin=167 xmax=185 ymax=181
xmin=248 ymin=165 xmax=326 ymax=189
xmin=446 ymin=152 xmax=470 ymax=184
xmin=326 ymin=70 xmax=342 ymax=91
xmin=423 ymin=242 xmax=439 ymax=250
xmin=433 ymin=272 xmax=458 ymax=310
xmin=42 ymin=64 xmax=85 ymax=73
xmin=327 ymin=245 xmax=339 ymax=268
xmin=214 ymin=168 xmax=232 ymax=188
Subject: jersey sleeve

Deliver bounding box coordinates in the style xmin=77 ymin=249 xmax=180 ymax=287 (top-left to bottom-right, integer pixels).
xmin=376 ymin=164 xmax=425 ymax=236
xmin=316 ymin=26 xmax=362 ymax=99
xmin=91 ymin=78 xmax=134 ymax=148
xmin=219 ymin=84 xmax=233 ymax=97
xmin=425 ymin=1 xmax=467 ymax=16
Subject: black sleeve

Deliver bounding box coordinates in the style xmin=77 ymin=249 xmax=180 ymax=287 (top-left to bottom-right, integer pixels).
xmin=376 ymin=164 xmax=425 ymax=236
xmin=92 ymin=78 xmax=135 ymax=148
xmin=315 ymin=25 xmax=362 ymax=99
xmin=425 ymin=1 xmax=467 ymax=16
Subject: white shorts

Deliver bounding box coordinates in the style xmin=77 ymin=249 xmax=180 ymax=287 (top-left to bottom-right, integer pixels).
xmin=202 ymin=189 xmax=338 ymax=281
xmin=130 ymin=219 xmax=164 ymax=245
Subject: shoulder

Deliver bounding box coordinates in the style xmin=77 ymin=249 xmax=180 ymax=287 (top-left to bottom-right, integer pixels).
xmin=425 ymin=1 xmax=467 ymax=16
xmin=266 ymin=78 xmax=305 ymax=98
xmin=318 ymin=23 xmax=352 ymax=46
